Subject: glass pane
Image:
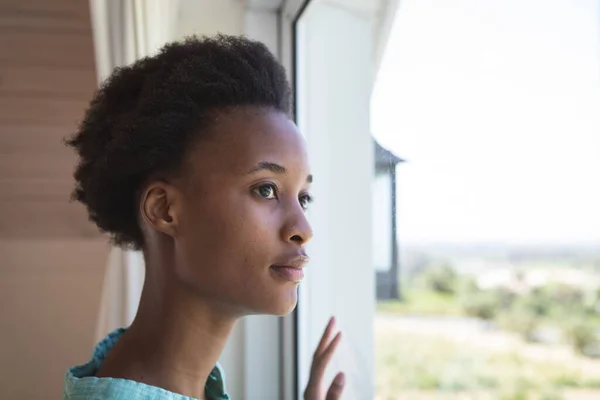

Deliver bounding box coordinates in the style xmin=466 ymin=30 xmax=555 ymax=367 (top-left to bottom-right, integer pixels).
xmin=372 ymin=0 xmax=600 ymax=399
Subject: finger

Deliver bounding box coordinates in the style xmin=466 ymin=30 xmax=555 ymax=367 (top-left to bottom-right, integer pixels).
xmin=311 ymin=331 xmax=342 ymax=380
xmin=325 ymin=372 xmax=345 ymax=400
xmin=314 ymin=317 xmax=336 ymax=358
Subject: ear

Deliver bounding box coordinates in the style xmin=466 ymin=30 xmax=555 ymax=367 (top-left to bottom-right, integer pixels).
xmin=139 ymin=182 xmax=182 ymax=239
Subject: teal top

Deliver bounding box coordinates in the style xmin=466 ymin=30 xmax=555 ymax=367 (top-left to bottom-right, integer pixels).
xmin=63 ymin=328 xmax=229 ymax=400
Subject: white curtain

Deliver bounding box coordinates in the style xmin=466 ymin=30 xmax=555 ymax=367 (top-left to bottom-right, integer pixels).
xmin=88 ymin=0 xmax=180 ymax=341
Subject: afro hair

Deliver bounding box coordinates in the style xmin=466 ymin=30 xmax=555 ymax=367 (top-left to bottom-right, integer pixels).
xmin=66 ymin=34 xmax=293 ymax=250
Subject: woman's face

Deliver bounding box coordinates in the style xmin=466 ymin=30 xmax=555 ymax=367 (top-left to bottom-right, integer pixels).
xmin=173 ymin=106 xmax=313 ymax=316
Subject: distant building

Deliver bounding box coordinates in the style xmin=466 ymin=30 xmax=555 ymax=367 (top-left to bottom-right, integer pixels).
xmin=373 ymin=140 xmax=404 ymax=300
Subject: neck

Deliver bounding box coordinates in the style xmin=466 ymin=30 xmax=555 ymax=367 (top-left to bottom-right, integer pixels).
xmin=97 ymin=261 xmax=237 ymax=399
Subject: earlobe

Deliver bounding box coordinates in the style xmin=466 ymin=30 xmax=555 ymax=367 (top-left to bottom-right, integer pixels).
xmin=140 ymin=183 xmax=180 ymax=238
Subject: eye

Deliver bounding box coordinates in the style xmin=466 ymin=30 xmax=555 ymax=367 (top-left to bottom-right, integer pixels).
xmin=299 ymin=193 xmax=314 ymax=210
xmin=254 ymin=183 xmax=278 ymax=199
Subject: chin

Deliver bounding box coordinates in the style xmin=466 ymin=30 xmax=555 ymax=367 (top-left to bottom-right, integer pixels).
xmin=258 ymin=286 xmax=299 ymax=316
xmin=272 ymin=299 xmax=298 ymax=316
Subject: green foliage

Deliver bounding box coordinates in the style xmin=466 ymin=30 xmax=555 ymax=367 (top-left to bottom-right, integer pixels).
xmin=539 ymin=391 xmax=565 ymax=400
xmin=376 ymin=252 xmax=600 ymax=397
xmin=518 ymin=288 xmax=552 ymax=317
xmin=547 ymin=284 xmax=584 ymax=305
xmin=461 ymin=289 xmax=499 ymax=320
xmin=420 ymin=262 xmax=458 ymax=295
xmin=375 ymin=330 xmax=600 ymax=399
xmin=377 ymin=290 xmax=463 ymax=316
xmin=380 ymin=256 xmax=600 ymax=359
xmin=564 ymin=318 xmax=600 ymax=356
xmin=497 ymin=307 xmax=540 ymax=342
xmin=459 ymin=283 xmax=515 ymax=321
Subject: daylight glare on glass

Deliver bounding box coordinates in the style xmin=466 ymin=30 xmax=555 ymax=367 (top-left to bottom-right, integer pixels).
xmin=371 ymin=0 xmax=600 ymax=398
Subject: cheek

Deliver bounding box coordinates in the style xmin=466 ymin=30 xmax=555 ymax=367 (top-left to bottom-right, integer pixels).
xmin=180 ymin=194 xmax=278 ymax=274
xmin=177 ymin=193 xmax=298 ymax=314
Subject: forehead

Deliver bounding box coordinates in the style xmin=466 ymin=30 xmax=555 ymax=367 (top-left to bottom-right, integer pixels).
xmin=187 ymin=107 xmax=309 ymax=178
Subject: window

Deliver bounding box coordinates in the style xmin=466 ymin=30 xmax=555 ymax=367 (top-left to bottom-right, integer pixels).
xmin=293 ymin=0 xmax=600 ymax=399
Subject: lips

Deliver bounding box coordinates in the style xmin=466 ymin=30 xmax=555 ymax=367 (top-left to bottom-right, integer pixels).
xmin=270 ymin=254 xmax=309 ymax=282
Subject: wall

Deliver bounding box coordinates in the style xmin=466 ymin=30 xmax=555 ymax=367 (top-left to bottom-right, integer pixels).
xmin=0 ymin=0 xmax=108 ymax=398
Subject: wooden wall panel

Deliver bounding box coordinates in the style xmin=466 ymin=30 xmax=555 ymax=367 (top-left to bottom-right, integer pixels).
xmin=0 ymin=124 xmax=76 ymax=153
xmin=0 ymin=153 xmax=76 ymax=180
xmin=0 ymin=239 xmax=109 ymax=398
xmin=0 ymin=96 xmax=89 ymax=124
xmin=0 ymin=30 xmax=96 ymax=68
xmin=0 ymin=2 xmax=109 ymax=399
xmin=0 ymin=200 xmax=101 ymax=238
xmin=0 ymin=0 xmax=91 ymax=16
xmin=0 ymin=64 xmax=97 ymax=95
xmin=0 ymin=0 xmax=100 ymax=239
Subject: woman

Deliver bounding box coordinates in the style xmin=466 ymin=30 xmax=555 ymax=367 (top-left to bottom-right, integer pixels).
xmin=62 ymin=35 xmax=344 ymax=399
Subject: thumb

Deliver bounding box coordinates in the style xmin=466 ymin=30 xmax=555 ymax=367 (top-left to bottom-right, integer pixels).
xmin=325 ymin=372 xmax=345 ymax=400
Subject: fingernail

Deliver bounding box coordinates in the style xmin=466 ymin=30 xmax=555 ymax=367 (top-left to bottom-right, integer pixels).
xmin=334 ymin=373 xmax=345 ymax=386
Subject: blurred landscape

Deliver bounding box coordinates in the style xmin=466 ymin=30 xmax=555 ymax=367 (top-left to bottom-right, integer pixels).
xmin=375 ymin=242 xmax=600 ymax=400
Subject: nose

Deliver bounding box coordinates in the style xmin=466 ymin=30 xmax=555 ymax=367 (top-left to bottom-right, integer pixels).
xmin=282 ymin=207 xmax=313 ymax=246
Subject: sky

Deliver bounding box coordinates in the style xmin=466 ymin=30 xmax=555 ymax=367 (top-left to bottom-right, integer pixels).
xmin=371 ymin=0 xmax=600 ymax=246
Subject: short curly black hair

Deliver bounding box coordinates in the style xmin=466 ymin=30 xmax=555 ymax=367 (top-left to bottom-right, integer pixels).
xmin=67 ymin=35 xmax=292 ymax=250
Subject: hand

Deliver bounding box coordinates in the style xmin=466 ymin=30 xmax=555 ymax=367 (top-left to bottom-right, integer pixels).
xmin=304 ymin=317 xmax=345 ymax=400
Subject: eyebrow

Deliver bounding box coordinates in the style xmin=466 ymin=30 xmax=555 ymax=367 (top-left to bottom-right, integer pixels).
xmin=249 ymin=161 xmax=313 ymax=183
